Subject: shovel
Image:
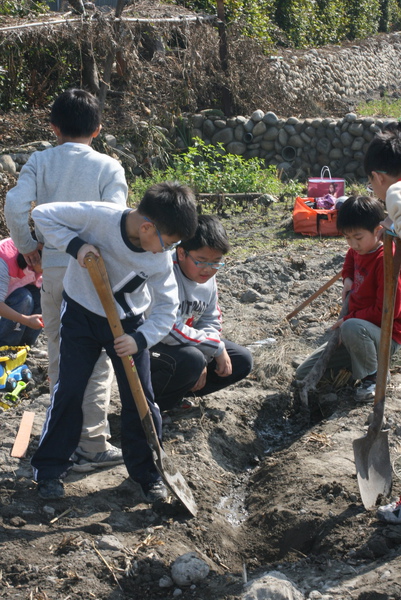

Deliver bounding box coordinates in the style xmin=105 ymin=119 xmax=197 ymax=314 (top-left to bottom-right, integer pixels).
xmin=285 ymin=270 xmax=342 ymax=321
xmin=84 ymin=251 xmax=197 ymax=517
xmin=353 ymin=231 xmax=401 ymax=509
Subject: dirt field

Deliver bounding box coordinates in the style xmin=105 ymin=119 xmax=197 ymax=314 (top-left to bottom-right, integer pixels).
xmin=1 ymin=193 xmax=401 ymax=600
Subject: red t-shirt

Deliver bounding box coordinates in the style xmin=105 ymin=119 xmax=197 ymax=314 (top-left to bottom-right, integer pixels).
xmin=342 ymin=244 xmax=401 ymax=344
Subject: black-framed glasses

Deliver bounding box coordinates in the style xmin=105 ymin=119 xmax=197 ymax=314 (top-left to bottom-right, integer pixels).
xmin=143 ymin=216 xmax=181 ymax=252
xmin=184 ymin=250 xmax=225 ymax=270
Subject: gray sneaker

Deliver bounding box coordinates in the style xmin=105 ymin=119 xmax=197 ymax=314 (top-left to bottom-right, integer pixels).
xmin=71 ymin=445 xmax=124 ymax=472
xmin=355 ymin=379 xmax=376 ymax=403
xmin=38 ymin=478 xmax=65 ymax=500
xmin=140 ymin=479 xmax=168 ymax=503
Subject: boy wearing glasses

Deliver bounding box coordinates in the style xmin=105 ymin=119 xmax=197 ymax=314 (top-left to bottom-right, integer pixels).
xmin=150 ymin=215 xmax=253 ymax=412
xmin=30 ymin=182 xmax=198 ymax=502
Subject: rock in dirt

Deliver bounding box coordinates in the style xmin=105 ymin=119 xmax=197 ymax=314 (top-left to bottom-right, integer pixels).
xmin=97 ymin=534 xmax=125 ymax=551
xmin=171 ymin=552 xmax=210 ymax=586
xmin=242 ymin=570 xmax=304 ymax=600
xmin=159 ymin=575 xmax=174 ymax=588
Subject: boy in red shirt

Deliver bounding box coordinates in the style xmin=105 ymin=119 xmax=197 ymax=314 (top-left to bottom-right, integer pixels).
xmin=295 ymin=195 xmax=401 ymax=402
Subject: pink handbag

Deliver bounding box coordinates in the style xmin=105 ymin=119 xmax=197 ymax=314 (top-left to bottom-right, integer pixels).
xmin=308 ymin=167 xmax=345 ymax=199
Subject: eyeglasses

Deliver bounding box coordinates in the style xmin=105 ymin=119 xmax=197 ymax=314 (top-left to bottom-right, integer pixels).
xmin=143 ymin=216 xmax=181 ymax=252
xmin=366 ymin=171 xmax=387 ymax=193
xmin=184 ymin=250 xmax=225 ymax=270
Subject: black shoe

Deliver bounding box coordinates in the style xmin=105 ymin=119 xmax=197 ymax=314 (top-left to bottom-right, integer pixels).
xmin=37 ymin=478 xmax=65 ymax=500
xmin=141 ymin=479 xmax=168 ymax=503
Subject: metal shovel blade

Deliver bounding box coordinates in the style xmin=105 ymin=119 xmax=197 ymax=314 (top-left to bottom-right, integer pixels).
xmin=352 ymin=232 xmax=400 ymax=509
xmin=353 ymin=428 xmax=392 ymax=509
xmin=140 ymin=411 xmax=198 ymax=516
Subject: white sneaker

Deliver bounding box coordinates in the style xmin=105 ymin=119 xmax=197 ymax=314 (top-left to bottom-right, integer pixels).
xmin=377 ymin=497 xmax=401 ymax=523
xmin=71 ymin=445 xmax=123 ymax=472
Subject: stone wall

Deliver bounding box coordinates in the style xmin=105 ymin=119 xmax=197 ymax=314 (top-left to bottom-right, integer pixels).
xmin=182 ymin=110 xmax=396 ymax=180
xmin=1 ymin=111 xmax=394 ymax=183
xmin=262 ymin=32 xmax=401 ymax=115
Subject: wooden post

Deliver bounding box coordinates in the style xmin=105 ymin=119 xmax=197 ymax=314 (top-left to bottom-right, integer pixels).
xmin=216 ymin=0 xmax=232 ymax=116
xmin=98 ymin=0 xmax=126 ymax=113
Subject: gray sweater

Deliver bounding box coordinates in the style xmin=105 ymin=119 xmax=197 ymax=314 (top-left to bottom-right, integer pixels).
xmin=5 ymin=142 xmax=128 ymax=269
xmin=32 ymin=201 xmax=179 ymax=350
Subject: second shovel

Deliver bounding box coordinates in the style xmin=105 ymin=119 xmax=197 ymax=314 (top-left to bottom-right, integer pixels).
xmin=353 ymin=231 xmax=401 ymax=509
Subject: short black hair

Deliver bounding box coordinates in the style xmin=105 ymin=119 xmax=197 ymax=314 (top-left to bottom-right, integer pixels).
xmin=180 ymin=215 xmax=230 ymax=254
xmin=138 ymin=181 xmax=198 ymax=241
xmin=50 ymin=88 xmax=101 ymax=138
xmin=364 ymin=123 xmax=401 ymax=177
xmin=337 ymin=195 xmax=385 ymax=233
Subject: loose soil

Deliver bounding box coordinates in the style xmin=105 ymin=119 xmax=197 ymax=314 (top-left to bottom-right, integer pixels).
xmin=1 ymin=186 xmax=401 ymax=600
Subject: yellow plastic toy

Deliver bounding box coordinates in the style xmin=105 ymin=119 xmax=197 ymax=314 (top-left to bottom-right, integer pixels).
xmin=0 ymin=346 xmax=32 ymax=391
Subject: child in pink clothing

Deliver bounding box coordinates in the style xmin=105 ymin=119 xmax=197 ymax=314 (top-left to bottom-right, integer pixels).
xmin=0 ymin=237 xmax=43 ymax=346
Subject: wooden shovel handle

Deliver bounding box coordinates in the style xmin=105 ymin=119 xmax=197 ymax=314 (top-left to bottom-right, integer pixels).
xmin=285 ymin=271 xmax=342 ymax=321
xmin=375 ymin=232 xmax=401 ymax=406
xmin=84 ymin=251 xmax=149 ymax=420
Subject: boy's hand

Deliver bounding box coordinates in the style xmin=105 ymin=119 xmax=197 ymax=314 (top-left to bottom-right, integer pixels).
xmin=214 ymin=349 xmax=232 ymax=377
xmin=78 ymin=244 xmax=100 ymax=267
xmin=381 ymin=216 xmax=394 ymax=231
xmin=332 ymin=317 xmax=344 ymax=330
xmin=342 ymin=277 xmax=353 ymax=302
xmin=23 ymin=247 xmax=42 ymax=269
xmin=190 ymin=366 xmax=207 ymax=392
xmin=24 ymin=314 xmax=45 ymax=330
xmin=114 ymin=334 xmax=138 ymax=357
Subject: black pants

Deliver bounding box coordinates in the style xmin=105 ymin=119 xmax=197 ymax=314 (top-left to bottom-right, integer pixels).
xmin=150 ymin=339 xmax=253 ymax=411
xmin=31 ymin=299 xmax=162 ymax=486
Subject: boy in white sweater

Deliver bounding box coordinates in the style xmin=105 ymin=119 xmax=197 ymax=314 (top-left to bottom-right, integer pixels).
xmin=30 ymin=182 xmax=198 ymax=502
xmin=5 ymin=89 xmax=128 ymax=471
xmin=364 ymin=123 xmax=401 ymax=233
xmin=363 ymin=122 xmax=401 ymax=523
xmin=150 ymin=215 xmax=253 ymax=411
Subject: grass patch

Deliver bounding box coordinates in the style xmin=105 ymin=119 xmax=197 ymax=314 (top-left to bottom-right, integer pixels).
xmin=357 ymin=96 xmax=401 ymax=118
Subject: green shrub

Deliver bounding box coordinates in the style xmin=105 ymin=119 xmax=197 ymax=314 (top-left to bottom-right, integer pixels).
xmin=0 ymin=0 xmax=48 ymax=16
xmin=0 ymin=40 xmax=78 ymax=110
xmin=163 ymin=138 xmax=278 ymax=194
xmin=129 ymin=138 xmax=304 ymax=206
xmin=172 ymin=0 xmax=396 ymax=47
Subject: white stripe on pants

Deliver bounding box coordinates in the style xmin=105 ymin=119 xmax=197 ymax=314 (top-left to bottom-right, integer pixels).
xmin=40 ymin=266 xmax=113 ymax=453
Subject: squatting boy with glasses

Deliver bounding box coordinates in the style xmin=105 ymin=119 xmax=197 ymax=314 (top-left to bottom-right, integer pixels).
xmin=150 ymin=214 xmax=253 ymax=412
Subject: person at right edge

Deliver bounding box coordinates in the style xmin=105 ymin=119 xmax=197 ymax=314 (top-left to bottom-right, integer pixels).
xmin=363 ymin=123 xmax=401 ymax=524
